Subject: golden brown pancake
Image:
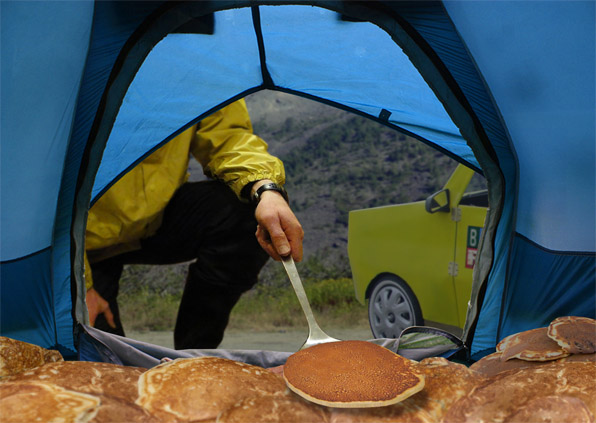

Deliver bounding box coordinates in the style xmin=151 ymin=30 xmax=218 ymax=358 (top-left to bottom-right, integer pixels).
xmin=283 ymin=340 xmax=425 ymax=408
xmin=90 ymin=393 xmax=162 ymax=423
xmin=0 ymin=381 xmax=100 ymax=423
xmin=413 ymin=357 xmax=483 ymax=418
xmin=330 ymin=401 xmax=435 ymax=423
xmin=560 ymin=352 xmax=596 ymax=362
xmin=137 ymin=356 xmax=287 ymax=422
xmin=216 ymin=393 xmax=330 ymax=423
xmin=496 ymin=327 xmax=570 ymax=361
xmin=469 ymin=351 xmax=551 ymax=377
xmin=548 ymin=316 xmax=596 ymax=354
xmin=329 ymin=357 xmax=481 ymax=423
xmin=442 ymin=361 xmax=596 ymax=423
xmin=4 ymin=360 xmax=145 ymax=402
xmin=0 ymin=336 xmax=63 ymax=377
xmin=503 ymin=395 xmax=594 ymax=423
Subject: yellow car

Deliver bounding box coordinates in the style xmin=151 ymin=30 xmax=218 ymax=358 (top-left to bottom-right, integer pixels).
xmin=348 ymin=164 xmax=488 ymax=339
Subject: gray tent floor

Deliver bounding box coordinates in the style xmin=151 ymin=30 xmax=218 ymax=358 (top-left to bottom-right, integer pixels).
xmin=79 ymin=325 xmax=464 ymax=369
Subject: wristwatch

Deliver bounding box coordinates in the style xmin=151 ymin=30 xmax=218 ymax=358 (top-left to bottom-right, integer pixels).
xmin=251 ymin=182 xmax=289 ymax=206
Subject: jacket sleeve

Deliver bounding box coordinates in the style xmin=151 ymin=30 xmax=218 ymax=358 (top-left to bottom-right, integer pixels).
xmin=190 ymin=99 xmax=285 ymax=199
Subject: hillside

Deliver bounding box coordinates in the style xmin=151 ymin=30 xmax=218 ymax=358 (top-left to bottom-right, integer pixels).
xmin=123 ymin=90 xmax=479 ymax=294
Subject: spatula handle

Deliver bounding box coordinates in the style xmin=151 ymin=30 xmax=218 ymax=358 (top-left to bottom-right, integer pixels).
xmin=281 ymin=256 xmax=322 ymax=331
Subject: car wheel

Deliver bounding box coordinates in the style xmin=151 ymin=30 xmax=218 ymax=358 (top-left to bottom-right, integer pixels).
xmin=368 ymin=275 xmax=423 ymax=339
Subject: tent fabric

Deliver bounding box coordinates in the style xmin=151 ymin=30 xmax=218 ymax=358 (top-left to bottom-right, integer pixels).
xmin=1 ymin=0 xmax=94 ymax=355
xmin=1 ymin=1 xmax=594 ymax=361
xmin=0 ymin=250 xmax=56 ymax=349
xmin=445 ymin=0 xmax=596 ymax=353
xmin=78 ymin=325 xmax=291 ymax=369
xmin=500 ymin=234 xmax=596 ymax=341
xmin=447 ymin=1 xmax=596 ymax=254
xmin=91 ymin=4 xmax=472 ymax=204
xmin=0 ymin=0 xmax=93 ymax=261
xmin=91 ymin=6 xmax=264 ymax=202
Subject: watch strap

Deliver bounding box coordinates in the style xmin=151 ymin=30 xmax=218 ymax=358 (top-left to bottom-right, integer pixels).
xmin=251 ymin=182 xmax=288 ymax=206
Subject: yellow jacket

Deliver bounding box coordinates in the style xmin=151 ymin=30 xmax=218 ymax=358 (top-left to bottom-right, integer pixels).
xmin=84 ymin=99 xmax=284 ymax=289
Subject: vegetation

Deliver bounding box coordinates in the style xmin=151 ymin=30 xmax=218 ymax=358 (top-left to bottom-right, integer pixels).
xmin=227 ymin=277 xmax=367 ymax=331
xmin=119 ymin=269 xmax=367 ymax=332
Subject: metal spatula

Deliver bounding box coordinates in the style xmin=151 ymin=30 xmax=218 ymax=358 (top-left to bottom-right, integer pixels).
xmin=282 ymin=256 xmax=341 ymax=350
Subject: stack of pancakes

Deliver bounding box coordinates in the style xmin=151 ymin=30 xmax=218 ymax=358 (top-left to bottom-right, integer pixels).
xmin=135 ymin=356 xmax=324 ymax=422
xmin=470 ymin=315 xmax=595 ymax=378
xmin=1 ymin=316 xmax=593 ymax=423
xmin=442 ymin=361 xmax=595 ymax=423
xmin=0 ymin=339 xmax=327 ymax=423
xmin=0 ymin=335 xmax=63 ymax=377
xmin=327 ymin=356 xmax=484 ymax=423
xmin=447 ymin=316 xmax=596 ymax=423
xmin=1 ymin=337 xmax=159 ymax=423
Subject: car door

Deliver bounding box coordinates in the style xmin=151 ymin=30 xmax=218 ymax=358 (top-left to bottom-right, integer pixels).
xmin=452 ymin=182 xmax=489 ymax=326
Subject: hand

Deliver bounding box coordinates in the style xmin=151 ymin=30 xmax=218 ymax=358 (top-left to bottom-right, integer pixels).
xmin=85 ymin=288 xmax=116 ymax=329
xmin=254 ymin=187 xmax=304 ymax=262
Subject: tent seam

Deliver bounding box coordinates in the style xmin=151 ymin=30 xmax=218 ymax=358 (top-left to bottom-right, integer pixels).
xmin=251 ymin=5 xmax=274 ymax=88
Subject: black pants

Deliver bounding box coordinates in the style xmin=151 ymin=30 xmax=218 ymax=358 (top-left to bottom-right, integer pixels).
xmin=90 ymin=180 xmax=269 ymax=349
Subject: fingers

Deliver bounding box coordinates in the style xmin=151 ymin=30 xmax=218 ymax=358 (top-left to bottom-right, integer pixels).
xmin=103 ymin=306 xmax=117 ymax=329
xmin=283 ymin=221 xmax=303 ymax=261
xmin=256 ymin=225 xmax=281 ymax=260
xmin=256 ymin=220 xmax=303 ymax=262
xmin=85 ymin=288 xmax=117 ymax=329
xmin=268 ymin=222 xmax=293 ymax=258
xmin=88 ymin=308 xmax=97 ymax=327
xmin=255 ymin=191 xmax=304 ymax=261
xmin=86 ymin=289 xmax=99 ymax=327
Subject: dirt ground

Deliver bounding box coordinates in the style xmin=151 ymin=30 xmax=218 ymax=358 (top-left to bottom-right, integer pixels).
xmin=128 ymin=326 xmax=374 ymax=352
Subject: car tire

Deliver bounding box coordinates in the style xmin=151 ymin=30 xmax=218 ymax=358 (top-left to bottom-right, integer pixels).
xmin=367 ymin=275 xmax=423 ymax=339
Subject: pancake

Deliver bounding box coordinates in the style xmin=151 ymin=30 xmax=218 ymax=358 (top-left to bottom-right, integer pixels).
xmin=90 ymin=393 xmax=162 ymax=423
xmin=216 ymin=393 xmax=330 ymax=423
xmin=496 ymin=327 xmax=570 ymax=361
xmin=548 ymin=316 xmax=596 ymax=354
xmin=329 ymin=357 xmax=482 ymax=423
xmin=413 ymin=357 xmax=483 ymax=418
xmin=0 ymin=381 xmax=100 ymax=423
xmin=137 ymin=356 xmax=287 ymax=422
xmin=561 ymin=352 xmax=596 ymax=362
xmin=442 ymin=361 xmax=596 ymax=423
xmin=330 ymin=400 xmax=435 ymax=423
xmin=0 ymin=336 xmax=63 ymax=377
xmin=504 ymin=395 xmax=594 ymax=423
xmin=4 ymin=360 xmax=145 ymax=402
xmin=469 ymin=351 xmax=550 ymax=377
xmin=283 ymin=340 xmax=424 ymax=408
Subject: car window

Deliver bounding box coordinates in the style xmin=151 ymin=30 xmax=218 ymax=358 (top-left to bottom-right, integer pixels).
xmin=461 ymin=172 xmax=488 ymax=207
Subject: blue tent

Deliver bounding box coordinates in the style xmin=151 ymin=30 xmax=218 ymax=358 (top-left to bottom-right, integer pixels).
xmin=1 ymin=1 xmax=594 ymax=360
